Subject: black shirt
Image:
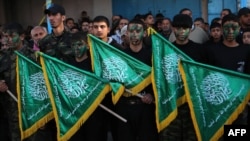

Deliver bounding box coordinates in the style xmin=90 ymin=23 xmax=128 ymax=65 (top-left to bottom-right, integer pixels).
xmin=173 ymin=40 xmax=203 ymax=62
xmin=69 ymin=51 xmax=92 ymax=72
xmin=123 ymin=46 xmax=152 ymax=66
xmin=203 ymin=42 xmax=250 ymax=74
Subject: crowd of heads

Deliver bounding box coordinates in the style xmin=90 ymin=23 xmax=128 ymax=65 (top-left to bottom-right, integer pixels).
xmin=1 ymin=4 xmax=250 ymax=53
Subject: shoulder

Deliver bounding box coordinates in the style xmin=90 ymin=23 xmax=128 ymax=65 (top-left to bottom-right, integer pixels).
xmin=110 ymin=39 xmax=125 ymax=50
xmin=189 ymin=27 xmax=209 ymax=44
xmin=188 ymin=40 xmax=202 ymax=48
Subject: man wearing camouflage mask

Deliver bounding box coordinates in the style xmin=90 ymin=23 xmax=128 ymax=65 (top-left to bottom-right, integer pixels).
xmin=0 ymin=22 xmax=36 ymax=141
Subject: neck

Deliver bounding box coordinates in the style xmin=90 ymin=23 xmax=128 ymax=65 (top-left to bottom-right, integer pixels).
xmin=75 ymin=53 xmax=88 ymax=62
xmin=130 ymin=44 xmax=143 ymax=52
xmin=241 ymin=25 xmax=250 ymax=29
xmin=16 ymin=41 xmax=24 ymax=50
xmin=53 ymin=25 xmax=65 ymax=36
xmin=213 ymin=38 xmax=221 ymax=43
xmin=176 ymin=39 xmax=189 ymax=45
xmin=223 ymin=40 xmax=239 ymax=47
xmin=102 ymin=37 xmax=109 ymax=43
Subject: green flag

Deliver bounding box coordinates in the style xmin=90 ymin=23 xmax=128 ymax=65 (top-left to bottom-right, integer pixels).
xmin=16 ymin=51 xmax=53 ymax=140
xmin=39 ymin=52 xmax=110 ymax=141
xmin=179 ymin=59 xmax=250 ymax=141
xmin=88 ymin=34 xmax=152 ymax=104
xmin=150 ymin=28 xmax=194 ymax=132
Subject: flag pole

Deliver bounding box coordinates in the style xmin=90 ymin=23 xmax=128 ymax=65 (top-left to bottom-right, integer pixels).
xmin=7 ymin=90 xmax=127 ymax=122
xmin=99 ymin=104 xmax=127 ymax=123
xmin=7 ymin=90 xmax=18 ymax=102
xmin=125 ymin=89 xmax=143 ymax=98
xmin=125 ymin=89 xmax=155 ymax=103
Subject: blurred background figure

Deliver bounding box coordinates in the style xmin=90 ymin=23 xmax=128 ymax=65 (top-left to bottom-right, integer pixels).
xmin=30 ymin=26 xmax=48 ymax=51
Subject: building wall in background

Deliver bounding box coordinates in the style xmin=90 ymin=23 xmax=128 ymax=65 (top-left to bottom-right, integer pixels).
xmin=112 ymin=0 xmax=202 ymax=21
xmin=1 ymin=0 xmax=249 ymax=28
xmin=0 ymin=0 xmax=112 ymax=28
xmin=208 ymin=0 xmax=237 ymax=24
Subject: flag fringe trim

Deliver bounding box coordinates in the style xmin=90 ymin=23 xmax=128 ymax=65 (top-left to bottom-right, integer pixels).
xmin=210 ymin=91 xmax=250 ymax=141
xmin=178 ymin=60 xmax=202 ymax=141
xmin=40 ymin=53 xmax=110 ymax=141
xmin=60 ymin=86 xmax=110 ymax=141
xmin=112 ymin=85 xmax=125 ymax=105
xmin=152 ymin=68 xmax=178 ymax=132
xmin=16 ymin=55 xmax=54 ymax=140
xmin=21 ymin=112 xmax=54 ymax=140
xmin=130 ymin=74 xmax=152 ymax=95
xmin=152 ymin=60 xmax=186 ymax=132
xmin=40 ymin=54 xmax=62 ymax=140
xmin=179 ymin=60 xmax=250 ymax=141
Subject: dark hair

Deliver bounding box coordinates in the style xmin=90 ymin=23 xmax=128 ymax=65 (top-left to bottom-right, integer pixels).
xmin=210 ymin=22 xmax=221 ymax=30
xmin=222 ymin=14 xmax=239 ymax=25
xmin=194 ymin=17 xmax=205 ymax=23
xmin=242 ymin=28 xmax=250 ymax=35
xmin=71 ymin=26 xmax=80 ymax=31
xmin=128 ymin=18 xmax=147 ymax=30
xmin=71 ymin=32 xmax=87 ymax=43
xmin=211 ymin=17 xmax=221 ymax=25
xmin=2 ymin=22 xmax=24 ymax=35
xmin=156 ymin=13 xmax=164 ymax=20
xmin=133 ymin=14 xmax=141 ymax=20
xmin=80 ymin=17 xmax=90 ymax=25
xmin=66 ymin=18 xmax=74 ymax=23
xmin=222 ymin=8 xmax=232 ymax=14
xmin=172 ymin=14 xmax=193 ymax=28
xmin=109 ymin=19 xmax=120 ymax=36
xmin=143 ymin=12 xmax=153 ymax=20
xmin=179 ymin=8 xmax=191 ymax=14
xmin=161 ymin=18 xmax=171 ymax=24
xmin=93 ymin=15 xmax=110 ymax=27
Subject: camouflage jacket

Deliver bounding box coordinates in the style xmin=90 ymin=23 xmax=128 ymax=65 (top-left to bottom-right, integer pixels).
xmin=39 ymin=30 xmax=73 ymax=63
xmin=0 ymin=42 xmax=37 ymax=96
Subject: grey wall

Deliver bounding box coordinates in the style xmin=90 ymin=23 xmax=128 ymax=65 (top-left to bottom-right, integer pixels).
xmin=0 ymin=0 xmax=112 ymax=28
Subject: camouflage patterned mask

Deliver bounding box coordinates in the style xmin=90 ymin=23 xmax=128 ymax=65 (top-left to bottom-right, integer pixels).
xmin=71 ymin=41 xmax=87 ymax=58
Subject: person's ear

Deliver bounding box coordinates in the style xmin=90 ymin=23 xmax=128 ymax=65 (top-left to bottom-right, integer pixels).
xmin=62 ymin=15 xmax=66 ymax=21
xmin=143 ymin=30 xmax=147 ymax=37
xmin=20 ymin=33 xmax=25 ymax=41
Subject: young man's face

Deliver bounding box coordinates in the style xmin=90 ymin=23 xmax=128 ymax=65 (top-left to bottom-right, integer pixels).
xmin=240 ymin=14 xmax=250 ymax=27
xmin=47 ymin=13 xmax=65 ymax=28
xmin=210 ymin=27 xmax=222 ymax=40
xmin=194 ymin=21 xmax=204 ymax=29
xmin=220 ymin=10 xmax=230 ymax=19
xmin=118 ymin=19 xmax=129 ymax=30
xmin=128 ymin=23 xmax=144 ymax=46
xmin=222 ymin=21 xmax=240 ymax=42
xmin=242 ymin=31 xmax=250 ymax=45
xmin=71 ymin=40 xmax=88 ymax=58
xmin=92 ymin=21 xmax=110 ymax=40
xmin=81 ymin=22 xmax=89 ymax=32
xmin=1 ymin=36 xmax=8 ymax=50
xmin=173 ymin=27 xmax=190 ymax=41
xmin=144 ymin=15 xmax=155 ymax=26
xmin=2 ymin=31 xmax=23 ymax=50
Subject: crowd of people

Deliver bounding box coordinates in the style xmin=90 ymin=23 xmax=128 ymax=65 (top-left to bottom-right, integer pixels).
xmin=0 ymin=3 xmax=250 ymax=141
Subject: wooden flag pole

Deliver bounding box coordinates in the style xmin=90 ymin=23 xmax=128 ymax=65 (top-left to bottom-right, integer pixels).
xmin=99 ymin=104 xmax=127 ymax=123
xmin=7 ymin=90 xmax=127 ymax=123
xmin=7 ymin=90 xmax=18 ymax=102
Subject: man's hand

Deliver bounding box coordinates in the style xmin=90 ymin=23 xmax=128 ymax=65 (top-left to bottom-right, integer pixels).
xmin=141 ymin=93 xmax=154 ymax=104
xmin=0 ymin=80 xmax=8 ymax=92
